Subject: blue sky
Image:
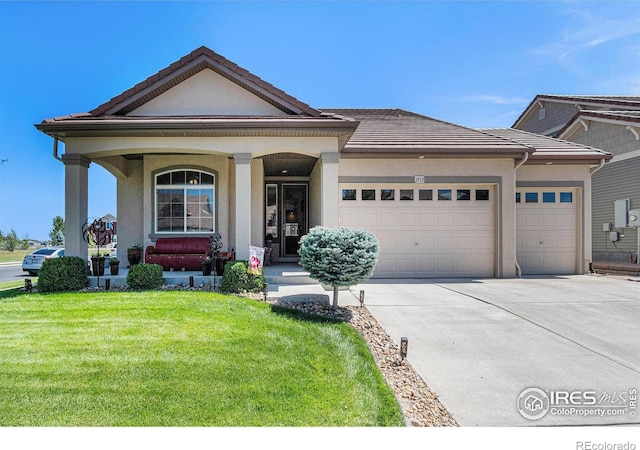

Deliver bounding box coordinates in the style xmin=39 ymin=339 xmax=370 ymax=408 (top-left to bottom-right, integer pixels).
xmin=2 ymin=0 xmax=640 ymax=240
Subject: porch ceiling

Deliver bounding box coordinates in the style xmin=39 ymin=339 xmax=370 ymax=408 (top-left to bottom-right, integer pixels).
xmin=261 ymin=153 xmax=317 ymax=177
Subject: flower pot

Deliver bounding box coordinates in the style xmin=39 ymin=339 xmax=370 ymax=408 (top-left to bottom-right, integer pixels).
xmin=202 ymin=263 xmax=213 ymax=276
xmin=91 ymin=257 xmax=105 ymax=276
xmin=127 ymin=250 xmax=141 ymax=266
xmin=110 ymin=262 xmax=120 ymax=276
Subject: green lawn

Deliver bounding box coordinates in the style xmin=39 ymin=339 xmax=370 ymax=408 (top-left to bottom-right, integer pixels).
xmin=0 ymin=249 xmax=30 ymax=264
xmin=0 ymin=290 xmax=403 ymax=426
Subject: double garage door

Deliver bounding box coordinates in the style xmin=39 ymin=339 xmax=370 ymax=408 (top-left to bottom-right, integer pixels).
xmin=339 ymin=183 xmax=496 ymax=278
xmin=338 ymin=184 xmax=579 ymax=278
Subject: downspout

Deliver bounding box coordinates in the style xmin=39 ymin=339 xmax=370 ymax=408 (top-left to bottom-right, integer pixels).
xmin=590 ymin=159 xmax=605 ymax=175
xmin=53 ymin=138 xmax=64 ymax=163
xmin=514 ymin=152 xmax=529 ymax=278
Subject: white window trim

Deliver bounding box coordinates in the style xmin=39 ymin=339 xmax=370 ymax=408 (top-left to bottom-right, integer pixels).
xmin=154 ymin=170 xmax=216 ymax=234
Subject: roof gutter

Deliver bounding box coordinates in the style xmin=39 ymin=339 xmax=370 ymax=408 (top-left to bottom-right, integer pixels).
xmin=514 ymin=151 xmax=529 ymax=278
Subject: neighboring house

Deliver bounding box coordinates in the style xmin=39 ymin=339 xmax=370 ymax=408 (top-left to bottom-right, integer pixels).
xmin=35 ymin=47 xmax=610 ymax=278
xmin=513 ymin=95 xmax=640 ymax=263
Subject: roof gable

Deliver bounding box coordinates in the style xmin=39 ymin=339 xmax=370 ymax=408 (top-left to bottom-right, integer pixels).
xmin=90 ymin=46 xmax=320 ymax=117
xmin=128 ymin=69 xmax=289 ymax=116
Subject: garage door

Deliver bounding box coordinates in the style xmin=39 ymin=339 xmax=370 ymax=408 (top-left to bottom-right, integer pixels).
xmin=339 ymin=184 xmax=496 ymax=278
xmin=516 ymin=189 xmax=577 ymax=275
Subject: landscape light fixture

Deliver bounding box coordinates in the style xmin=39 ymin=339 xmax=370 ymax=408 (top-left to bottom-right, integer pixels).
xmin=400 ymin=337 xmax=408 ymax=359
xmin=359 ymin=290 xmax=365 ymax=307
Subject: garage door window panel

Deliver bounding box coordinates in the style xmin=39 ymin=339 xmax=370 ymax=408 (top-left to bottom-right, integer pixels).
xmin=525 ymin=192 xmax=538 ymax=203
xmin=543 ymin=192 xmax=556 ymax=203
xmin=400 ymin=189 xmax=414 ymax=200
xmin=419 ymin=189 xmax=433 ymax=201
xmin=381 ymin=189 xmax=395 ymax=201
xmin=342 ymin=189 xmax=356 ymax=201
xmin=457 ymin=189 xmax=471 ymax=201
xmin=438 ymin=189 xmax=452 ymax=201
xmin=362 ymin=189 xmax=376 ymax=201
xmin=476 ymin=189 xmax=490 ymax=201
xmin=560 ymin=192 xmax=573 ymax=203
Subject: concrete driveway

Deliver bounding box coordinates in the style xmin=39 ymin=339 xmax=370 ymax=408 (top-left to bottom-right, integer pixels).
xmin=347 ymin=275 xmax=640 ymax=426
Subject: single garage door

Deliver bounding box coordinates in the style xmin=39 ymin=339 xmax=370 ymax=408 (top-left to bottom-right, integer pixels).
xmin=339 ymin=183 xmax=496 ymax=278
xmin=516 ymin=189 xmax=577 ymax=275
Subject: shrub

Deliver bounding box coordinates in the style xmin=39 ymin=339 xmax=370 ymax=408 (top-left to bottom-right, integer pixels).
xmin=38 ymin=257 xmax=89 ymax=292
xmin=220 ymin=260 xmax=265 ymax=294
xmin=126 ymin=263 xmax=164 ymax=290
xmin=298 ymin=227 xmax=379 ymax=309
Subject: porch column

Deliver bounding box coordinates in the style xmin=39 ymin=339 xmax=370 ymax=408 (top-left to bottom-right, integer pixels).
xmin=234 ymin=153 xmax=252 ymax=260
xmin=321 ymin=152 xmax=340 ymax=227
xmin=62 ymin=154 xmax=90 ymax=260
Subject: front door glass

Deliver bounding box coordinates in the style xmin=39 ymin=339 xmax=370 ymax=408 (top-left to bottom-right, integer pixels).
xmin=282 ymin=184 xmax=307 ymax=257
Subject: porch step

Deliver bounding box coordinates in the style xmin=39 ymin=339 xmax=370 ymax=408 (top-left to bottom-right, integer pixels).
xmin=263 ymin=264 xmax=318 ymax=285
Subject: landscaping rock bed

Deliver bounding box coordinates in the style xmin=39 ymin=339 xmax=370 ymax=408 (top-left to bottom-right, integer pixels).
xmin=267 ymin=299 xmax=458 ymax=427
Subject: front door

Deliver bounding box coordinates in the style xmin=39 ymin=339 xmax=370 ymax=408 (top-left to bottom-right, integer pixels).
xmin=282 ymin=184 xmax=307 ymax=257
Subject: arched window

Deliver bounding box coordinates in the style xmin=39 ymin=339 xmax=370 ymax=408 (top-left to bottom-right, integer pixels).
xmin=155 ymin=169 xmax=215 ymax=233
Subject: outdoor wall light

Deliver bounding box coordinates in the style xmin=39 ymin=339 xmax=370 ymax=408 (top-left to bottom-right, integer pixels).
xmin=400 ymin=337 xmax=408 ymax=359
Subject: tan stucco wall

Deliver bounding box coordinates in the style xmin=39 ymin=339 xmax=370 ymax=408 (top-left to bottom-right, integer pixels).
xmin=128 ymin=69 xmax=288 ymax=117
xmin=64 ymin=136 xmax=340 ymax=163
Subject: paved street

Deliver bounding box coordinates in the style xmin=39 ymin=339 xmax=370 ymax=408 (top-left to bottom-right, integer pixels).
xmin=0 ymin=263 xmax=28 ymax=284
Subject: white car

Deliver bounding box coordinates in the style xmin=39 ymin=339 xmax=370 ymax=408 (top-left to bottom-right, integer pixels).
xmin=22 ymin=248 xmax=65 ymax=275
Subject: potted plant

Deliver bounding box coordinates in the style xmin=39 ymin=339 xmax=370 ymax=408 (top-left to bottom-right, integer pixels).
xmin=109 ymin=257 xmax=120 ymax=276
xmin=127 ymin=244 xmax=143 ymax=267
xmin=90 ymin=253 xmax=105 ymax=276
xmin=202 ymin=256 xmax=213 ymax=276
xmin=265 ymin=233 xmax=273 ymax=247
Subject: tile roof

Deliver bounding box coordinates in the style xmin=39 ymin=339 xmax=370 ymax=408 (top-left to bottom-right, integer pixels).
xmin=481 ymin=128 xmax=612 ymax=163
xmin=321 ymin=108 xmax=529 ymax=157
xmin=535 ymin=94 xmax=640 ymax=107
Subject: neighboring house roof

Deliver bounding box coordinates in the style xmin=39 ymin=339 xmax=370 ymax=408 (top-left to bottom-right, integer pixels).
xmin=557 ymin=110 xmax=640 ymax=140
xmin=512 ymin=94 xmax=640 ymax=129
xmin=321 ymin=108 xmax=530 ymax=158
xmin=481 ymin=128 xmax=612 ymax=164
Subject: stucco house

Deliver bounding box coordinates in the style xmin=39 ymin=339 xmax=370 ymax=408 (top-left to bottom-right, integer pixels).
xmin=36 ymin=47 xmax=610 ymax=278
xmin=513 ymin=95 xmax=640 ymax=264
